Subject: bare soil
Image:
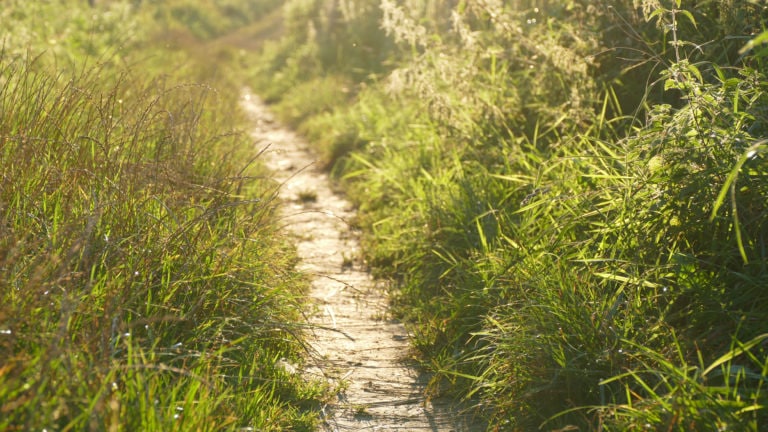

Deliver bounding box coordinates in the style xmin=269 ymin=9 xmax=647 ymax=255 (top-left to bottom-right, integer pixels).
xmin=242 ymin=91 xmax=486 ymax=431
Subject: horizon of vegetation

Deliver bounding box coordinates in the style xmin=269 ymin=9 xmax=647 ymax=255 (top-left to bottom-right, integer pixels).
xmin=250 ymin=0 xmax=768 ymax=430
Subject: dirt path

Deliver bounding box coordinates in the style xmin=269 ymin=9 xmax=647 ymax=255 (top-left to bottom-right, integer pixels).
xmin=241 ymin=91 xmax=484 ymax=431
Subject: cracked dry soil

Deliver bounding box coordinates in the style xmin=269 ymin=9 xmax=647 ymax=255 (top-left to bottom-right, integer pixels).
xmin=242 ymin=91 xmax=485 ymax=432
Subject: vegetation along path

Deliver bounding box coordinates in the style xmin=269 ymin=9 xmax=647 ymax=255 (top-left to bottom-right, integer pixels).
xmin=242 ymin=90 xmax=484 ymax=431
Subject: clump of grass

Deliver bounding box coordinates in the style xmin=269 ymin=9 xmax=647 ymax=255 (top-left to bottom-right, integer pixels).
xmin=252 ymin=0 xmax=768 ymax=429
xmin=0 ymin=1 xmax=324 ymax=430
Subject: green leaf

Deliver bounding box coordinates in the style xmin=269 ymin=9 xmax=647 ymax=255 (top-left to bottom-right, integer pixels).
xmin=677 ymin=9 xmax=696 ymax=28
xmin=685 ymin=62 xmax=703 ymax=83
xmin=739 ymin=31 xmax=768 ymax=55
xmin=713 ymin=64 xmax=725 ymax=82
xmin=594 ymin=272 xmax=660 ymax=288
xmin=664 ymin=78 xmax=678 ymax=91
xmin=710 ymin=141 xmax=768 ymax=221
xmin=702 ymin=334 xmax=768 ymax=377
xmin=646 ymin=7 xmax=666 ymax=23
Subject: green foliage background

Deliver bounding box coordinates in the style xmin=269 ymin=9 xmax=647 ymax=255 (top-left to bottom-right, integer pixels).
xmin=252 ymin=0 xmax=768 ymax=430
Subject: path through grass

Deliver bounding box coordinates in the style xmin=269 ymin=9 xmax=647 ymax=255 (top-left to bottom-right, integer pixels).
xmin=242 ymin=90 xmax=487 ymax=431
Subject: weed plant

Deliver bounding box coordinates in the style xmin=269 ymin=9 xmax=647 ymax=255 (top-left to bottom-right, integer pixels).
xmin=1 ymin=1 xmax=322 ymax=430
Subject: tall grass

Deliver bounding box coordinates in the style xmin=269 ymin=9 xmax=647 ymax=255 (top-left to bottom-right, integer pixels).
xmin=1 ymin=1 xmax=322 ymax=430
xmin=252 ymin=0 xmax=768 ymax=429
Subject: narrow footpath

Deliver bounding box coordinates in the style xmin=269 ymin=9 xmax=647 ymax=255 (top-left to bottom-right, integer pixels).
xmin=241 ymin=91 xmax=484 ymax=432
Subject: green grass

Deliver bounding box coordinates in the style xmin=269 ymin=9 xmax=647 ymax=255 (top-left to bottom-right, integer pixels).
xmin=250 ymin=0 xmax=768 ymax=430
xmin=1 ymin=1 xmax=324 ymax=430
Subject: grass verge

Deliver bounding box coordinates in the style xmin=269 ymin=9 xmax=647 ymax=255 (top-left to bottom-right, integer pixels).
xmin=250 ymin=0 xmax=768 ymax=430
xmin=1 ymin=1 xmax=324 ymax=430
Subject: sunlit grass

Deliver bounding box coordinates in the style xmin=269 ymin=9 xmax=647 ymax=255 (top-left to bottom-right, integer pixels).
xmin=251 ymin=0 xmax=768 ymax=430
xmin=0 ymin=1 xmax=323 ymax=430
